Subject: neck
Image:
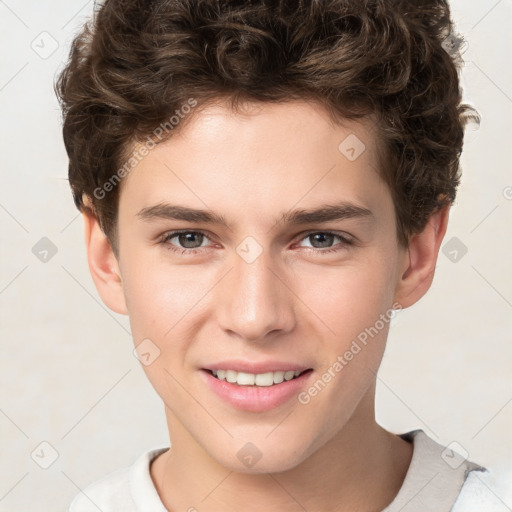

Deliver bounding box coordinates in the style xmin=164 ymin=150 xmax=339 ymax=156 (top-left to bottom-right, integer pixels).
xmin=151 ymin=384 xmax=413 ymax=512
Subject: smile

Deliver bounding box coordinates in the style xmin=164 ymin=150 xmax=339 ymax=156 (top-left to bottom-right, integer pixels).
xmin=201 ymin=368 xmax=314 ymax=412
xmin=208 ymin=369 xmax=308 ymax=386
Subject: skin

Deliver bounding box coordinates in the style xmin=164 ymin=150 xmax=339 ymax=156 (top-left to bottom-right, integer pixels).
xmin=83 ymin=99 xmax=450 ymax=512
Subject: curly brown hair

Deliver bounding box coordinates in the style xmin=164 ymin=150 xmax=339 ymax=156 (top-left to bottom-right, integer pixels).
xmin=55 ymin=0 xmax=475 ymax=252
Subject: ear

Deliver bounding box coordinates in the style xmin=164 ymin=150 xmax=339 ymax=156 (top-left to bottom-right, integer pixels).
xmin=83 ymin=210 xmax=128 ymax=315
xmin=393 ymin=205 xmax=450 ymax=308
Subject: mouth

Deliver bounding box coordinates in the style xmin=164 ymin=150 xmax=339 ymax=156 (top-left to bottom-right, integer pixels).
xmin=206 ymin=368 xmax=312 ymax=387
xmin=200 ymin=367 xmax=314 ymax=412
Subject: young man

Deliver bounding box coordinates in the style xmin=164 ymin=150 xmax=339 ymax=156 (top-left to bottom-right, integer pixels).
xmin=56 ymin=1 xmax=498 ymax=510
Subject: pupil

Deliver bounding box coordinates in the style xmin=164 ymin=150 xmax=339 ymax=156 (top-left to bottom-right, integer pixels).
xmin=180 ymin=232 xmax=202 ymax=248
xmin=312 ymin=233 xmax=333 ymax=248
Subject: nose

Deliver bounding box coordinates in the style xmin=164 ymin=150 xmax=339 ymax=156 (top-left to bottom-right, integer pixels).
xmin=215 ymin=246 xmax=296 ymax=342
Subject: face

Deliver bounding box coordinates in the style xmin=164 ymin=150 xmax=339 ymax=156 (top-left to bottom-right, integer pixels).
xmin=115 ymin=100 xmax=408 ymax=473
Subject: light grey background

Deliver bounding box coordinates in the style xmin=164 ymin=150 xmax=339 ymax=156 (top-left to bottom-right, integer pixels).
xmin=1 ymin=1 xmax=511 ymax=511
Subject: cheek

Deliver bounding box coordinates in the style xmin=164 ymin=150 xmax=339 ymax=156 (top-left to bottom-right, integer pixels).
xmin=120 ymin=252 xmax=224 ymax=385
xmin=123 ymin=266 xmax=198 ymax=339
xmin=293 ymin=262 xmax=397 ymax=443
xmin=292 ymin=254 xmax=398 ymax=344
xmin=291 ymin=250 xmax=399 ymax=409
xmin=121 ymin=260 xmax=204 ymax=395
xmin=119 ymin=233 xmax=193 ymax=311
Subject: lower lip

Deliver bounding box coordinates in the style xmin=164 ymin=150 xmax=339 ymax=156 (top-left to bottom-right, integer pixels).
xmin=200 ymin=369 xmax=313 ymax=412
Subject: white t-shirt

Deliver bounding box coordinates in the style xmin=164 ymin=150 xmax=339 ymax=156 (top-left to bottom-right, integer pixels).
xmin=67 ymin=430 xmax=503 ymax=511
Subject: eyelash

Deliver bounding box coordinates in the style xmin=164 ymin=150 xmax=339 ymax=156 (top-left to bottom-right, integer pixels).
xmin=159 ymin=230 xmax=354 ymax=256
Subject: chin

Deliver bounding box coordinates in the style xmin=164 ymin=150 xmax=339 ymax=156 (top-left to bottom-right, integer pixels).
xmin=223 ymin=454 xmax=306 ymax=475
xmin=205 ymin=435 xmax=315 ymax=475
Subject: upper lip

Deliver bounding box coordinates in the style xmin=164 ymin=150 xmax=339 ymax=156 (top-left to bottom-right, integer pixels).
xmin=202 ymin=360 xmax=312 ymax=374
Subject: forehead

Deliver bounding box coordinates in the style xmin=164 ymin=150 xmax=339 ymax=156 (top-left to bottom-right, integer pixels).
xmin=164 ymin=99 xmax=380 ymax=163
xmin=118 ymin=99 xmax=392 ymax=228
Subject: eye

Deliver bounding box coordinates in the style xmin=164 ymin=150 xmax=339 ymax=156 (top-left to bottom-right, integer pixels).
xmin=159 ymin=229 xmax=354 ymax=256
xmin=160 ymin=230 xmax=212 ymax=255
xmin=296 ymin=231 xmax=354 ymax=254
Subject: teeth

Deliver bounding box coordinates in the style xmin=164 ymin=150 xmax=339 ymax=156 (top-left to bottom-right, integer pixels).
xmin=254 ymin=372 xmax=273 ymax=386
xmin=273 ymin=371 xmax=284 ymax=384
xmin=211 ymin=369 xmax=306 ymax=386
xmin=237 ymin=372 xmax=255 ymax=385
xmin=225 ymin=370 xmax=237 ymax=383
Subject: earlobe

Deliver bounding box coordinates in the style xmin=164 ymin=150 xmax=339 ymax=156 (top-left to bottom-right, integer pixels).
xmin=394 ymin=205 xmax=450 ymax=308
xmin=83 ymin=211 xmax=128 ymax=315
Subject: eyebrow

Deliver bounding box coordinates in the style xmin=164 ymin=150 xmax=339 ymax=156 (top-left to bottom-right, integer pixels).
xmin=136 ymin=201 xmax=374 ymax=228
